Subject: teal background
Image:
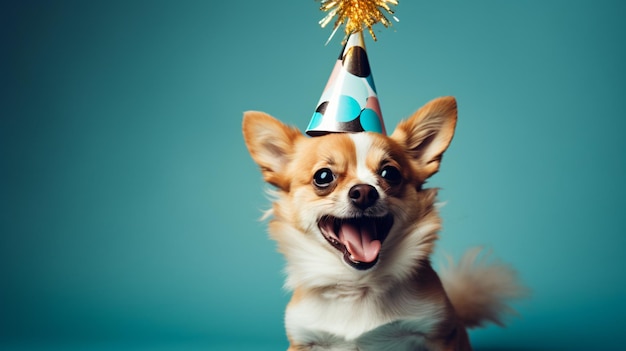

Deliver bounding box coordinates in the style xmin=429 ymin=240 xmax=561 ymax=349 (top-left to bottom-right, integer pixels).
xmin=2 ymin=0 xmax=625 ymax=350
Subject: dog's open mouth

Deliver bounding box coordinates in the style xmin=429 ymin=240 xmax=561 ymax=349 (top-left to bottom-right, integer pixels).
xmin=318 ymin=214 xmax=394 ymax=270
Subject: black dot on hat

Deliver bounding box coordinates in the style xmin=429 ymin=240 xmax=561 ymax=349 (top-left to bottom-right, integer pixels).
xmin=316 ymin=101 xmax=328 ymax=115
xmin=342 ymin=46 xmax=371 ymax=78
xmin=337 ymin=118 xmax=365 ymax=133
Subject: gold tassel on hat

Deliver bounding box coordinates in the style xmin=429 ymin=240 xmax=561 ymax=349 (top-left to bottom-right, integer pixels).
xmin=318 ymin=0 xmax=399 ymax=41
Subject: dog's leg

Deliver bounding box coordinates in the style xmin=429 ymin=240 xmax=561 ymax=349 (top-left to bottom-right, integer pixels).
xmin=434 ymin=324 xmax=472 ymax=351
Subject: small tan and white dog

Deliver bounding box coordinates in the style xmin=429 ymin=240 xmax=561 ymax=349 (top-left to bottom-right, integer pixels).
xmin=243 ymin=96 xmax=524 ymax=351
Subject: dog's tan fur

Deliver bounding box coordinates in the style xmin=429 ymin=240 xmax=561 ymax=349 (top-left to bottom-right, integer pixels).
xmin=243 ymin=97 xmax=523 ymax=350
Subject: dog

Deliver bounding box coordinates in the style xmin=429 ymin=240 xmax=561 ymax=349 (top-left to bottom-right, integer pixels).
xmin=242 ymin=96 xmax=524 ymax=350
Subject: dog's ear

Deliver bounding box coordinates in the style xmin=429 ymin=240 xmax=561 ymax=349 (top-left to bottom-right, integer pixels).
xmin=242 ymin=111 xmax=302 ymax=190
xmin=390 ymin=97 xmax=457 ymax=182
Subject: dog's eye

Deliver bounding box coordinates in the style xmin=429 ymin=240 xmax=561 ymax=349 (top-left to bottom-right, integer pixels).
xmin=380 ymin=165 xmax=402 ymax=185
xmin=313 ymin=168 xmax=335 ymax=187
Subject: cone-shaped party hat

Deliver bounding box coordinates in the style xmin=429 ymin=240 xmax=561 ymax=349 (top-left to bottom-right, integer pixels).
xmin=306 ymin=31 xmax=386 ymax=136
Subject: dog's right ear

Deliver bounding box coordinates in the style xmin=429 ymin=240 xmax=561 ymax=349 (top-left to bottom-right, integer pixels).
xmin=242 ymin=111 xmax=302 ymax=190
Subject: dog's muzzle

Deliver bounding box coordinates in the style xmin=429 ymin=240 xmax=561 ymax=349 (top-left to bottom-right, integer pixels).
xmin=318 ymin=214 xmax=394 ymax=270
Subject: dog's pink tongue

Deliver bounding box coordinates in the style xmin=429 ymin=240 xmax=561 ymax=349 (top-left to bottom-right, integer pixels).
xmin=339 ymin=221 xmax=381 ymax=263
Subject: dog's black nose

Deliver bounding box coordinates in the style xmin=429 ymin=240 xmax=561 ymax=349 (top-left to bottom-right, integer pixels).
xmin=349 ymin=184 xmax=379 ymax=210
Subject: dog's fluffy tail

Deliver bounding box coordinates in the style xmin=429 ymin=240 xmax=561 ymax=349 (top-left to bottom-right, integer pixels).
xmin=439 ymin=248 xmax=528 ymax=328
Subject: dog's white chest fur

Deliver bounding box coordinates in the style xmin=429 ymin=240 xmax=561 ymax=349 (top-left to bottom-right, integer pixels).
xmin=286 ymin=285 xmax=448 ymax=351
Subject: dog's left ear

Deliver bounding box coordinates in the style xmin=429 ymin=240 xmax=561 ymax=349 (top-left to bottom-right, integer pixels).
xmin=390 ymin=96 xmax=458 ymax=182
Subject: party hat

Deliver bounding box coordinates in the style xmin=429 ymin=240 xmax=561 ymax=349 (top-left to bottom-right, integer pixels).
xmin=306 ymin=31 xmax=386 ymax=136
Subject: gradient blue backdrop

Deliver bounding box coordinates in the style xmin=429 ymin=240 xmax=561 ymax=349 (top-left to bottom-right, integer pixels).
xmin=2 ymin=1 xmax=625 ymax=350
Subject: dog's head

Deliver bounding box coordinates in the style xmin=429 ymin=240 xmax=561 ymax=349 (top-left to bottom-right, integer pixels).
xmin=243 ymin=97 xmax=457 ymax=286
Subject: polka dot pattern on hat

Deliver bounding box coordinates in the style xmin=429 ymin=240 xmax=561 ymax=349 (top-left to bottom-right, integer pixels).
xmin=306 ymin=32 xmax=386 ymax=136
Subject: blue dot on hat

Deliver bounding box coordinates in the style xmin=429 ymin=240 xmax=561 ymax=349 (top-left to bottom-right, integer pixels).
xmin=366 ymin=75 xmax=377 ymax=93
xmin=308 ymin=111 xmax=323 ymax=129
xmin=360 ymin=108 xmax=383 ymax=133
xmin=335 ymin=95 xmax=362 ymax=122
